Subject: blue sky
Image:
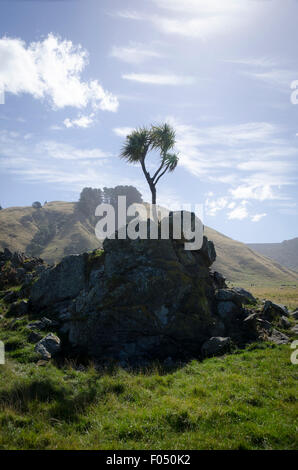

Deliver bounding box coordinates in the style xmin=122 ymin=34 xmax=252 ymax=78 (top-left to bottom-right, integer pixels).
xmin=0 ymin=0 xmax=298 ymax=243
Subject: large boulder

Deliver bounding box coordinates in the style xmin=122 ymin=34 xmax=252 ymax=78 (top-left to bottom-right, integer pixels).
xmin=68 ymin=223 xmax=219 ymax=363
xmin=27 ymin=213 xmax=260 ymax=364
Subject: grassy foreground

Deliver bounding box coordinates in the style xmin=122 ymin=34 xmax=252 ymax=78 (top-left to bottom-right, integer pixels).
xmin=0 ymin=344 xmax=297 ymax=450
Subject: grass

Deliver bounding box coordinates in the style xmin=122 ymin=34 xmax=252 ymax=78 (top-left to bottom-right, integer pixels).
xmin=0 ymin=344 xmax=297 ymax=450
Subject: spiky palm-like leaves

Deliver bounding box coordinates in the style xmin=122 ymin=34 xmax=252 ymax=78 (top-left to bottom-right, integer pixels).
xmin=119 ymin=123 xmax=179 ymax=204
xmin=120 ymin=127 xmax=151 ymax=163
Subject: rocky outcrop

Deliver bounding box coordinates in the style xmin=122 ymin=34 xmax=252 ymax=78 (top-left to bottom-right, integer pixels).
xmin=0 ymin=247 xmax=47 ymax=292
xmin=3 ymin=212 xmax=292 ymax=366
xmin=26 ymin=214 xmax=261 ymax=365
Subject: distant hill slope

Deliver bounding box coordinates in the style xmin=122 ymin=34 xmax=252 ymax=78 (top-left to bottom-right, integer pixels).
xmin=204 ymin=226 xmax=298 ymax=284
xmin=0 ymin=201 xmax=297 ymax=285
xmin=247 ymin=239 xmax=298 ymax=273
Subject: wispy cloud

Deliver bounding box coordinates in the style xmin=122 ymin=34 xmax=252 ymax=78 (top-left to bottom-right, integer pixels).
xmin=251 ymin=213 xmax=267 ymax=223
xmin=116 ymin=10 xmax=144 ymax=21
xmin=241 ymin=69 xmax=296 ymax=91
xmin=0 ymin=130 xmax=137 ymax=191
xmin=151 ymin=0 xmax=246 ymax=15
xmin=224 ymin=55 xmax=297 ymax=92
xmin=167 ymin=117 xmax=298 ymax=204
xmin=224 ymin=57 xmax=278 ymax=67
xmin=0 ymin=34 xmax=118 ymax=112
xmin=110 ymin=42 xmax=163 ymax=64
xmin=117 ymin=0 xmax=258 ymax=40
xmin=122 ymin=73 xmax=195 ymax=85
xmin=35 ymin=141 xmax=109 ymax=160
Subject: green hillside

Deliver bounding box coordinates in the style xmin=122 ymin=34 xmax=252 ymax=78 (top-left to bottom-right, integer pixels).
xmin=0 ymin=202 xmax=98 ymax=263
xmin=0 ymin=201 xmax=297 ymax=285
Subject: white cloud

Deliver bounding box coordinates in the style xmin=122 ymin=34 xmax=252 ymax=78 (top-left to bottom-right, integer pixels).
xmin=229 ymin=184 xmax=276 ymax=201
xmin=227 ymin=204 xmax=249 ymax=220
xmin=113 ymin=127 xmax=134 ymax=138
xmin=110 ymin=42 xmax=163 ymax=64
xmin=64 ymin=114 xmax=95 ymax=129
xmin=205 ymin=197 xmax=228 ymax=216
xmin=122 ymin=73 xmax=195 ymax=85
xmin=0 ymin=34 xmax=118 ymax=111
xmin=251 ymin=213 xmax=267 ymax=222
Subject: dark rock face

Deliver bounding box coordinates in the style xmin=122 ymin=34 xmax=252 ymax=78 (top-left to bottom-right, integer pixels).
xmin=30 ymin=254 xmax=86 ymax=306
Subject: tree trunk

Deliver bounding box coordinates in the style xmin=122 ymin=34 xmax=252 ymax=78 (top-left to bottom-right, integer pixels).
xmin=151 ymin=185 xmax=156 ymax=205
